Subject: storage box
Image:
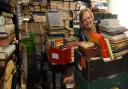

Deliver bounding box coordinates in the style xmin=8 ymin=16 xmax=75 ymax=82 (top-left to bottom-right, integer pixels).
xmin=76 ymin=52 xmax=128 ymax=82
xmin=48 ymin=47 xmax=71 ymax=65
xmin=74 ymin=69 xmax=128 ymax=89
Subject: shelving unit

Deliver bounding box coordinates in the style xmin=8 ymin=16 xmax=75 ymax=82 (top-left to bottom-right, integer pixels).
xmin=0 ymin=0 xmax=21 ymax=89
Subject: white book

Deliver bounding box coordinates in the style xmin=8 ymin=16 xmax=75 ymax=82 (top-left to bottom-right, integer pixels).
xmin=0 ymin=31 xmax=14 ymax=38
xmin=0 ymin=45 xmax=16 ymax=59
xmin=0 ymin=24 xmax=14 ymax=33
xmin=0 ymin=47 xmax=5 ymax=51
xmin=0 ymin=16 xmax=5 ymax=25
xmin=101 ymin=33 xmax=127 ymax=41
xmin=0 ymin=16 xmax=13 ymax=25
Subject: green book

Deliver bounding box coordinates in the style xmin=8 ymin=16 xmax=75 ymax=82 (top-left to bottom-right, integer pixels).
xmin=104 ymin=38 xmax=114 ymax=60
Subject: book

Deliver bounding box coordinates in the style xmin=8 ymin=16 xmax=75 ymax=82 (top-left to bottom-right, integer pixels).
xmin=114 ymin=50 xmax=128 ymax=58
xmin=101 ymin=33 xmax=127 ymax=42
xmin=112 ymin=47 xmax=128 ymax=53
xmin=104 ymin=38 xmax=114 ymax=60
xmin=47 ymin=11 xmax=62 ymax=27
xmin=4 ymin=74 xmax=13 ymax=89
xmin=5 ymin=60 xmax=14 ymax=80
xmin=0 ymin=24 xmax=14 ymax=33
xmin=0 ymin=45 xmax=16 ymax=59
xmin=49 ymin=31 xmax=67 ymax=35
xmin=0 ymin=34 xmax=15 ymax=47
xmin=0 ymin=31 xmax=14 ymax=39
xmin=0 ymin=46 xmax=6 ymax=51
xmin=0 ymin=16 xmax=13 ymax=25
xmin=1 ymin=12 xmax=13 ymax=18
xmin=100 ymin=19 xmax=120 ymax=27
xmin=65 ymin=37 xmax=78 ymax=43
xmin=110 ymin=41 xmax=128 ymax=50
xmin=70 ymin=2 xmax=76 ymax=10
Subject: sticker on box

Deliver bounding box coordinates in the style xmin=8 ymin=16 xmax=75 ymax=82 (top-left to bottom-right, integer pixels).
xmin=52 ymin=53 xmax=59 ymax=59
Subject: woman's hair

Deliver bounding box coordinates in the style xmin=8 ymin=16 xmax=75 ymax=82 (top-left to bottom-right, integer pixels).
xmin=79 ymin=8 xmax=94 ymax=28
xmin=79 ymin=8 xmax=96 ymax=31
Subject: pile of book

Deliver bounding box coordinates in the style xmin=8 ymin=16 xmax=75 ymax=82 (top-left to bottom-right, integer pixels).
xmin=48 ymin=37 xmax=64 ymax=48
xmin=33 ymin=13 xmax=46 ymax=23
xmin=30 ymin=2 xmax=47 ymax=12
xmin=0 ymin=13 xmax=16 ymax=89
xmin=47 ymin=10 xmax=79 ymax=63
xmin=100 ymin=19 xmax=128 ymax=59
xmin=28 ymin=22 xmax=47 ymax=55
xmin=21 ymin=3 xmax=30 ymax=16
xmin=50 ymin=1 xmax=77 ymax=10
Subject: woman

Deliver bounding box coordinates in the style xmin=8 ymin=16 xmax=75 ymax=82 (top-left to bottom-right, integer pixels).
xmin=64 ymin=8 xmax=97 ymax=84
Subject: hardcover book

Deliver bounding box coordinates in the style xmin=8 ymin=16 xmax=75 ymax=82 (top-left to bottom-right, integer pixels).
xmin=0 ymin=34 xmax=15 ymax=47
xmin=0 ymin=45 xmax=16 ymax=59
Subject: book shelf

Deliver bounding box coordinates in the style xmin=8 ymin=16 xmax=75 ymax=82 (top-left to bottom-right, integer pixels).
xmin=0 ymin=0 xmax=21 ymax=89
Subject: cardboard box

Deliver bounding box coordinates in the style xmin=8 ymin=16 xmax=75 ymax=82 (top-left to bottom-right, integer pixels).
xmin=70 ymin=2 xmax=76 ymax=10
xmin=63 ymin=2 xmax=70 ymax=10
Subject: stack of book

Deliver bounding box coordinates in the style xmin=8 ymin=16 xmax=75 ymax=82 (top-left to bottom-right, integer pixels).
xmin=50 ymin=1 xmax=77 ymax=11
xmin=21 ymin=3 xmax=30 ymax=16
xmin=100 ymin=19 xmax=128 ymax=59
xmin=48 ymin=37 xmax=64 ymax=48
xmin=28 ymin=22 xmax=46 ymax=55
xmin=0 ymin=12 xmax=16 ymax=89
xmin=33 ymin=13 xmax=46 ymax=23
xmin=0 ymin=13 xmax=16 ymax=60
xmin=48 ymin=27 xmax=69 ymax=38
xmin=29 ymin=2 xmax=47 ymax=12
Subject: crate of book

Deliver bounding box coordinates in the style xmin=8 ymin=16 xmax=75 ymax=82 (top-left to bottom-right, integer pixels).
xmin=48 ymin=47 xmax=71 ymax=65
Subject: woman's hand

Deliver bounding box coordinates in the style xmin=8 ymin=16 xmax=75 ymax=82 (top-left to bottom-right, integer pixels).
xmin=64 ymin=76 xmax=74 ymax=84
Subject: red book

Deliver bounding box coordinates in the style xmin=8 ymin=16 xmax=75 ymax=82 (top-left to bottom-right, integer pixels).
xmin=90 ymin=32 xmax=110 ymax=62
xmin=0 ymin=34 xmax=15 ymax=47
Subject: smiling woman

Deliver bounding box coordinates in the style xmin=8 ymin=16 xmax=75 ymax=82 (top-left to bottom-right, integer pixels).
xmin=111 ymin=0 xmax=128 ymax=28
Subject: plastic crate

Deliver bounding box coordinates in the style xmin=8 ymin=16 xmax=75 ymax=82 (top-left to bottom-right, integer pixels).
xmin=48 ymin=47 xmax=71 ymax=65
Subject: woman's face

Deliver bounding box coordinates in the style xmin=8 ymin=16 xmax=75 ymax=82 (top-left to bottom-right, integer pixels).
xmin=82 ymin=11 xmax=93 ymax=29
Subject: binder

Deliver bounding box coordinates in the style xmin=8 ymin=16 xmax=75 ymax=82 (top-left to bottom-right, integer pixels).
xmin=0 ymin=45 xmax=16 ymax=59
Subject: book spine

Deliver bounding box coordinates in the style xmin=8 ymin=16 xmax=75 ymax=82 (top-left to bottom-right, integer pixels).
xmin=2 ymin=12 xmax=13 ymax=18
xmin=0 ymin=45 xmax=16 ymax=59
xmin=104 ymin=38 xmax=114 ymax=60
xmin=0 ymin=33 xmax=8 ymax=39
xmin=0 ymin=16 xmax=5 ymax=25
xmin=99 ymin=36 xmax=111 ymax=62
xmin=0 ymin=24 xmax=14 ymax=33
xmin=0 ymin=34 xmax=15 ymax=47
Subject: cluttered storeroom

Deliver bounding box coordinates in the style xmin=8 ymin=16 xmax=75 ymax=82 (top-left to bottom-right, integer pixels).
xmin=0 ymin=0 xmax=128 ymax=89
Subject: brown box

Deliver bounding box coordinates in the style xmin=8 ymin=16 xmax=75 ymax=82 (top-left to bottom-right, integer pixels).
xmin=63 ymin=2 xmax=70 ymax=10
